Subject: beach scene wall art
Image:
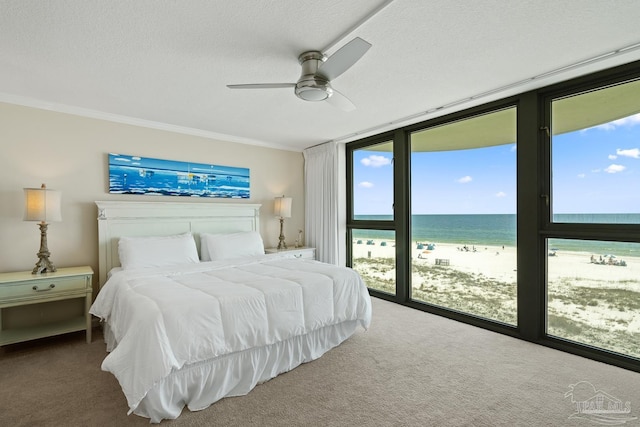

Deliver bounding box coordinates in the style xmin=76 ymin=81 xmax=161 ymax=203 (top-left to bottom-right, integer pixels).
xmin=108 ymin=153 xmax=250 ymax=199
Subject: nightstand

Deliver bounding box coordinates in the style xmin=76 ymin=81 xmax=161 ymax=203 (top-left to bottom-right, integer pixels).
xmin=265 ymin=247 xmax=316 ymax=260
xmin=0 ymin=266 xmax=93 ymax=345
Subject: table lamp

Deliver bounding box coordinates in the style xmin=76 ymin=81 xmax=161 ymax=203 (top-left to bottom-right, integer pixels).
xmin=24 ymin=183 xmax=62 ymax=274
xmin=274 ymin=195 xmax=292 ymax=250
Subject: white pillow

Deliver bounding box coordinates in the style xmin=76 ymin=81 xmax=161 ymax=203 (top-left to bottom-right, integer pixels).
xmin=201 ymin=231 xmax=264 ymax=261
xmin=118 ymin=233 xmax=200 ymax=270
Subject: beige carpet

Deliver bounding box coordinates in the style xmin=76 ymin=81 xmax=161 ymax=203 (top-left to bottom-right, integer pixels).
xmin=1 ymin=297 xmax=638 ymax=426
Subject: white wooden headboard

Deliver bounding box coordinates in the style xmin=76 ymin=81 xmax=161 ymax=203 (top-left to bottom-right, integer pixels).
xmin=95 ymin=201 xmax=261 ymax=287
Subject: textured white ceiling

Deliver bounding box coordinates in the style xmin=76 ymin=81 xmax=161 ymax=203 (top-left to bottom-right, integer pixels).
xmin=1 ymin=0 xmax=640 ymax=151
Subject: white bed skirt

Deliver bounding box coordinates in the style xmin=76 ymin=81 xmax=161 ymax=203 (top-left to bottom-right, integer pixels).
xmin=103 ymin=320 xmax=360 ymax=423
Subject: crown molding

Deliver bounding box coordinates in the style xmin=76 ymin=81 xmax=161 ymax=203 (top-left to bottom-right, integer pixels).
xmin=0 ymin=93 xmax=303 ymax=152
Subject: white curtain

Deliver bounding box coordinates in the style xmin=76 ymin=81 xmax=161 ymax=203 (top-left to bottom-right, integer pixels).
xmin=303 ymin=141 xmax=338 ymax=264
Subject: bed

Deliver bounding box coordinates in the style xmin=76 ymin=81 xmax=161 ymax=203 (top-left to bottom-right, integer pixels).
xmin=90 ymin=201 xmax=372 ymax=423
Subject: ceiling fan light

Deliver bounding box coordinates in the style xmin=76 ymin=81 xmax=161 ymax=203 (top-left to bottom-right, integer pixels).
xmin=296 ymin=86 xmax=330 ymax=101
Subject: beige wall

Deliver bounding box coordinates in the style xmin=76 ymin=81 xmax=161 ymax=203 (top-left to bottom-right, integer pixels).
xmin=0 ymin=102 xmax=304 ymax=293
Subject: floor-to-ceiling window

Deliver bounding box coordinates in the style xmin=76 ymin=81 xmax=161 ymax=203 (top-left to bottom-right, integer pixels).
xmin=409 ymin=108 xmax=517 ymax=325
xmin=545 ymin=78 xmax=640 ymax=359
xmin=349 ymin=138 xmax=396 ymax=295
xmin=346 ymin=60 xmax=640 ymax=372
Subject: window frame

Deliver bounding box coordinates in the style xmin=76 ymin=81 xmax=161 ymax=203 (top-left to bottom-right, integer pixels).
xmin=541 ymin=74 xmax=640 ymax=238
xmin=347 ymin=131 xmax=407 ymax=302
xmin=346 ymin=59 xmax=640 ymax=373
xmin=538 ymin=65 xmax=640 ymax=369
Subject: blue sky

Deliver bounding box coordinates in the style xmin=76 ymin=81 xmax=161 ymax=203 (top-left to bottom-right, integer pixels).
xmin=553 ymin=114 xmax=640 ymax=214
xmin=353 ymin=113 xmax=640 ymax=215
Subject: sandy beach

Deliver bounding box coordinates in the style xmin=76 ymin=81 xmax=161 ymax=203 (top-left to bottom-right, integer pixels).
xmin=352 ymin=239 xmax=640 ymax=286
xmin=351 ymin=239 xmax=640 ymax=358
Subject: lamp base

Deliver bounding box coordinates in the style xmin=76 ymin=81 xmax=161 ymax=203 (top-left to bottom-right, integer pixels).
xmin=32 ymin=222 xmax=57 ymax=274
xmin=277 ymin=217 xmax=287 ymax=250
xmin=33 ymin=256 xmax=57 ymax=274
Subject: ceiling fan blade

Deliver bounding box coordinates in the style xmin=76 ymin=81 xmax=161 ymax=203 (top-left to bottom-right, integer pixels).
xmin=326 ymin=88 xmax=356 ymax=112
xmin=316 ymin=37 xmax=372 ymax=81
xmin=227 ymin=83 xmax=296 ymax=89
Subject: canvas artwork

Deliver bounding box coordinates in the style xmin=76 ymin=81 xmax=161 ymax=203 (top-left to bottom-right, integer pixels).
xmin=109 ymin=153 xmax=250 ymax=198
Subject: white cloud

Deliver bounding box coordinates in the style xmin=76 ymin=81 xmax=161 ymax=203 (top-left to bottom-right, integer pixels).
xmin=577 ymin=173 xmax=586 ymax=178
xmin=604 ymin=164 xmax=626 ymax=174
xmin=616 ymin=148 xmax=640 ymax=159
xmin=590 ymin=113 xmax=640 ymax=131
xmin=612 ymin=114 xmax=640 ymax=126
xmin=510 ymin=144 xmax=517 ymax=152
xmin=358 ymin=181 xmax=374 ymax=188
xmin=360 ymin=155 xmax=391 ymax=167
xmin=456 ymin=176 xmax=472 ymax=184
xmin=608 ymin=154 xmax=617 ymax=160
xmin=591 ymin=168 xmax=601 ymax=173
xmin=495 ymin=191 xmax=506 ymax=198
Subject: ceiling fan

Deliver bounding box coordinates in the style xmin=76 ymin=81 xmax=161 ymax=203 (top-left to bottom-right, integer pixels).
xmin=227 ymin=37 xmax=372 ymax=112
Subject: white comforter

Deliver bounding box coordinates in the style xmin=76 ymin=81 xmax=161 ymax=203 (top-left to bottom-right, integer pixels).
xmin=90 ymin=257 xmax=372 ymax=414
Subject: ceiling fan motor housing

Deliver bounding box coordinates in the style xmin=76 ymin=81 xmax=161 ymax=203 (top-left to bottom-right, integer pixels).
xmin=227 ymin=37 xmax=370 ymax=111
xmin=295 ymin=51 xmax=332 ymax=101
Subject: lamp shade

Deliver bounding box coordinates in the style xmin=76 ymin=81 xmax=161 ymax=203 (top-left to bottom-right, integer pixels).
xmin=274 ymin=196 xmax=292 ymax=218
xmin=24 ymin=184 xmax=62 ymax=222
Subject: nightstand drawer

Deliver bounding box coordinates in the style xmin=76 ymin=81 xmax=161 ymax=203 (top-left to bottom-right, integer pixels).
xmin=0 ymin=275 xmax=88 ymax=301
xmin=286 ymin=249 xmax=315 ymax=259
xmin=264 ymin=247 xmax=316 ymax=260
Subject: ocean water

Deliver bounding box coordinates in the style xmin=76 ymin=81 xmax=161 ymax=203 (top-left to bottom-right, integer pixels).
xmin=353 ymin=214 xmax=640 ymax=257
